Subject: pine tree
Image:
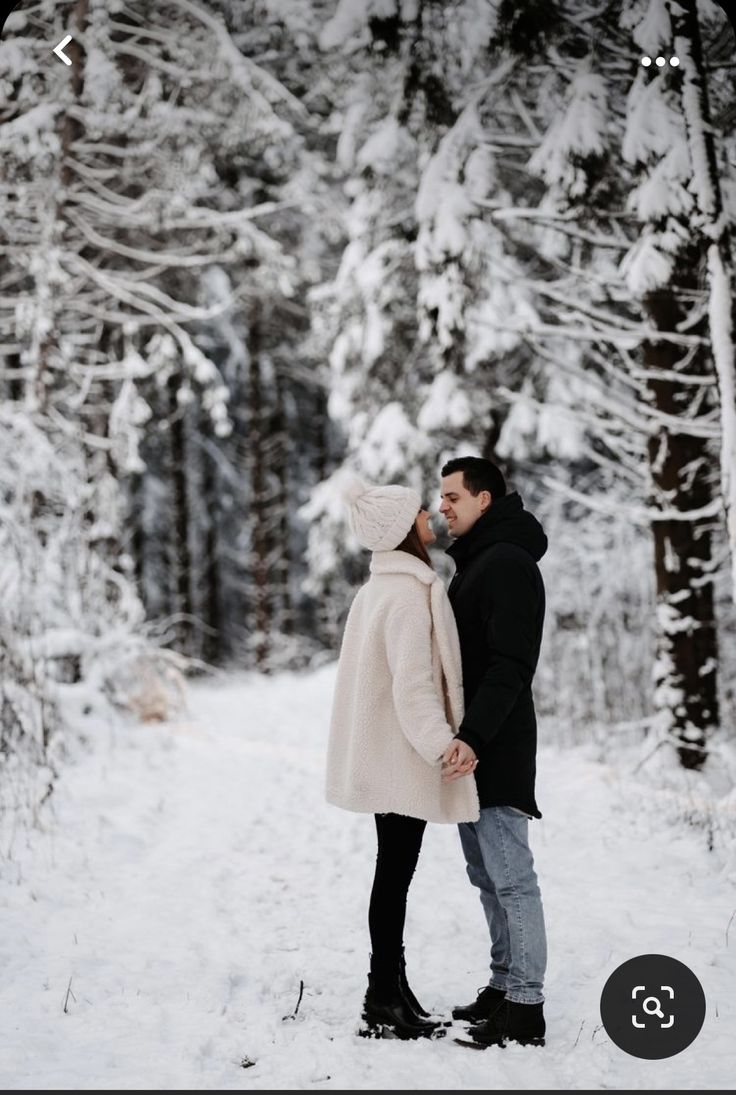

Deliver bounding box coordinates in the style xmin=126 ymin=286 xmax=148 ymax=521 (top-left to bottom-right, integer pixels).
xmin=513 ymin=0 xmax=732 ymax=766
xmin=303 ymin=0 xmax=736 ymax=761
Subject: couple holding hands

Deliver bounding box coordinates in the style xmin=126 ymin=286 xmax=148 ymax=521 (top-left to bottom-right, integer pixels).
xmin=326 ymin=456 xmax=548 ymax=1048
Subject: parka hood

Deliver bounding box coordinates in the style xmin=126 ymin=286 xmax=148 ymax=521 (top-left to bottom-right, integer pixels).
xmin=445 ymin=491 xmax=548 ymax=568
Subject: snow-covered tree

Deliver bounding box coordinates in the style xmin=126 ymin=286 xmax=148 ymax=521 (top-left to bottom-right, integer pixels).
xmin=304 ymin=2 xmax=541 ymax=625
xmin=2 ymin=0 xmax=337 ymax=682
xmin=3 ymin=0 xmax=734 ymax=785
xmin=505 ymin=0 xmax=735 ymax=767
xmin=303 ymin=0 xmax=736 ymax=764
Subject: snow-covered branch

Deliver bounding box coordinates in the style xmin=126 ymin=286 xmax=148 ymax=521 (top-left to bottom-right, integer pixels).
xmin=670 ymin=0 xmax=736 ymax=601
xmin=542 ymin=476 xmax=723 ymax=525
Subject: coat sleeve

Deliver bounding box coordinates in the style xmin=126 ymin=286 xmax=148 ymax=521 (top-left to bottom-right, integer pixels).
xmin=455 ymin=547 xmax=540 ymax=754
xmin=384 ymin=588 xmax=456 ymax=766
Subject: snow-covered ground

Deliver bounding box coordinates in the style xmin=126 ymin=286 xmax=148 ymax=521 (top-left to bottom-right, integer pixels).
xmin=1 ymin=665 xmax=735 ymax=1090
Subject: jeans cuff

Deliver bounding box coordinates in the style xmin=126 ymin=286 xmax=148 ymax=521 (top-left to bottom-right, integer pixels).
xmin=488 ymin=978 xmax=507 ymax=991
xmin=505 ymin=993 xmax=544 ymax=1005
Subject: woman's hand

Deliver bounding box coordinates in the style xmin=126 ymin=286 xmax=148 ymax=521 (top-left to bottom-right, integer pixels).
xmin=441 ymin=739 xmax=478 ymax=782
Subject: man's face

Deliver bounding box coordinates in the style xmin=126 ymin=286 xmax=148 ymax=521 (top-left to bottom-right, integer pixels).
xmin=439 ymin=471 xmax=490 ymax=537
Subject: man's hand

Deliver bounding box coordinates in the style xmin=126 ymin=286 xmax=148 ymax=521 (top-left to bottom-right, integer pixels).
xmin=441 ymin=739 xmax=478 ymax=782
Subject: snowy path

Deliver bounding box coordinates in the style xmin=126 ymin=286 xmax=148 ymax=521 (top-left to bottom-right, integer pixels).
xmin=1 ymin=666 xmax=735 ymax=1090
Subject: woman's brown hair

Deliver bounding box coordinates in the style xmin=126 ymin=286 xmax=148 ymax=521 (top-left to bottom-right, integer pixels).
xmin=395 ymin=514 xmax=433 ymax=568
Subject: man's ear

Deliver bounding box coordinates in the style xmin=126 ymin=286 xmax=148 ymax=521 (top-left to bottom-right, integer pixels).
xmin=481 ymin=490 xmax=492 ymax=512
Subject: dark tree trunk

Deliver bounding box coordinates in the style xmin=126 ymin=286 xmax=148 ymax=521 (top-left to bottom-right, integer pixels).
xmin=5 ymin=354 xmax=24 ymax=402
xmin=313 ymin=382 xmax=330 ymax=484
xmin=311 ymin=381 xmax=335 ymax=646
xmin=136 ymin=382 xmax=173 ymax=624
xmin=128 ymin=470 xmax=146 ymax=598
xmin=32 ymin=0 xmax=90 ymax=413
xmin=271 ymin=361 xmax=293 ymax=636
xmin=201 ymin=417 xmax=222 ymax=665
xmin=167 ymin=370 xmax=194 ymax=653
xmin=643 ymin=278 xmax=719 ymax=770
xmin=59 ymin=0 xmax=89 ymax=191
xmin=398 ymin=1 xmax=457 ymax=130
xmin=248 ymin=305 xmax=271 ymax=668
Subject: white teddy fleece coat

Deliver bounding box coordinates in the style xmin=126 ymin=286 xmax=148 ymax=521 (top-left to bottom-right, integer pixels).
xmin=326 ymin=550 xmax=480 ymax=824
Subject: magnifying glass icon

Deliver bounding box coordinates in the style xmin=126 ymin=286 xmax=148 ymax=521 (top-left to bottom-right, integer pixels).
xmin=643 ymin=996 xmax=664 ymax=1019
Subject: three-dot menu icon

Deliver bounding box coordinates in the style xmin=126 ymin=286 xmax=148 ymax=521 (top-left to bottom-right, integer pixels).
xmin=641 ymin=55 xmax=680 ymax=67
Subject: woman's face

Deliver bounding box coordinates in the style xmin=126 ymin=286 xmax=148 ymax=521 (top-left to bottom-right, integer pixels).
xmin=415 ymin=508 xmax=436 ymax=546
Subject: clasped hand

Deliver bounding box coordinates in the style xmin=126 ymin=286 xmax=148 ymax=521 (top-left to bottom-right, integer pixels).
xmin=441 ymin=739 xmax=478 ymax=782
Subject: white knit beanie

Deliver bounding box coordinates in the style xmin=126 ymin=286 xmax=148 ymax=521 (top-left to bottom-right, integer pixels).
xmin=339 ymin=471 xmax=421 ymax=552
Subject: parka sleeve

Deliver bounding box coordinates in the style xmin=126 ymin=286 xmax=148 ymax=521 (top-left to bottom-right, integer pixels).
xmin=384 ymin=586 xmax=456 ymax=766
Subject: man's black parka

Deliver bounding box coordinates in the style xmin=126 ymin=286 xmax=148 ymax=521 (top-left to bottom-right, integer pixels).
xmin=446 ymin=492 xmax=547 ymax=819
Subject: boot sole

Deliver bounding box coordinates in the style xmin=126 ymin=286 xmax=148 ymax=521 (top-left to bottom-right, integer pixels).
xmin=452 ymin=1000 xmax=507 ymax=1022
xmin=454 ymin=1034 xmax=545 ymax=1049
xmin=359 ymin=1018 xmax=446 ymax=1041
xmin=452 ymin=1011 xmax=499 ymax=1022
xmin=358 ymin=1022 xmax=395 ymax=1039
xmin=454 ymin=1036 xmax=495 ymax=1050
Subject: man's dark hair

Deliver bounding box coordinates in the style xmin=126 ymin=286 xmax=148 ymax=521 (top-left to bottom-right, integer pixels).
xmin=441 ymin=456 xmax=507 ymax=500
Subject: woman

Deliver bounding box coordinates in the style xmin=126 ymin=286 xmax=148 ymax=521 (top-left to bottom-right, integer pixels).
xmin=325 ymin=474 xmax=480 ymax=1040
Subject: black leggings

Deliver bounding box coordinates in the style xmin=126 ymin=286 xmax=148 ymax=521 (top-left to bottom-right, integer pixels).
xmin=368 ymin=813 xmax=426 ymax=986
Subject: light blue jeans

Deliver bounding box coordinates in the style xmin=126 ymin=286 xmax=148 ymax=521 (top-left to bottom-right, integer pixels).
xmin=459 ymin=807 xmax=547 ymax=1004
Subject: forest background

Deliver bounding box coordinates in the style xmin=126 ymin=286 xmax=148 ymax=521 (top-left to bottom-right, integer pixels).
xmin=2 ymin=0 xmax=736 ymax=838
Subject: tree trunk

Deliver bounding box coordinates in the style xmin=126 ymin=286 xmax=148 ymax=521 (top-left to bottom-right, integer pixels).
xmin=669 ymin=0 xmax=736 ymax=604
xmin=29 ymin=0 xmax=89 ymax=413
xmin=271 ymin=361 xmax=293 ymax=637
xmin=128 ymin=470 xmax=146 ymax=600
xmin=248 ymin=305 xmax=271 ymax=669
xmin=311 ymin=381 xmax=336 ymax=646
xmin=643 ymin=281 xmax=719 ymax=770
xmin=167 ymin=370 xmax=194 ymax=654
xmin=201 ymin=412 xmax=222 ymax=666
xmin=59 ymin=0 xmax=88 ymax=189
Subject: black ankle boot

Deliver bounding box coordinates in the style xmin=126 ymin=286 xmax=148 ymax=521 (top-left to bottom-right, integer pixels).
xmin=469 ymin=1000 xmax=545 ymax=1047
xmin=398 ymin=948 xmax=451 ymax=1026
xmin=360 ymin=972 xmax=446 ymax=1040
xmin=452 ymin=984 xmax=507 ymax=1022
xmin=398 ymin=946 xmax=429 ymax=1017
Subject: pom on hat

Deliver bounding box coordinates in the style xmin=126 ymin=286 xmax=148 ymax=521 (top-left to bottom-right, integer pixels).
xmin=337 ymin=469 xmax=370 ymax=507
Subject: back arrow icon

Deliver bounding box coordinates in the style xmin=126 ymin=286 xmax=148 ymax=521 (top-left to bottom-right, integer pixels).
xmin=53 ymin=35 xmax=73 ymax=65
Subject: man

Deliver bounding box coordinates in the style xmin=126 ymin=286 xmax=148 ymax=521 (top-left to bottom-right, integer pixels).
xmin=439 ymin=455 xmax=548 ymax=1048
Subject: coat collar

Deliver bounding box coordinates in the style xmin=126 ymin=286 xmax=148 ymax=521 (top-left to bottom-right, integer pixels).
xmin=444 ymin=491 xmax=547 ymax=569
xmin=369 ymin=550 xmax=437 ymax=586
